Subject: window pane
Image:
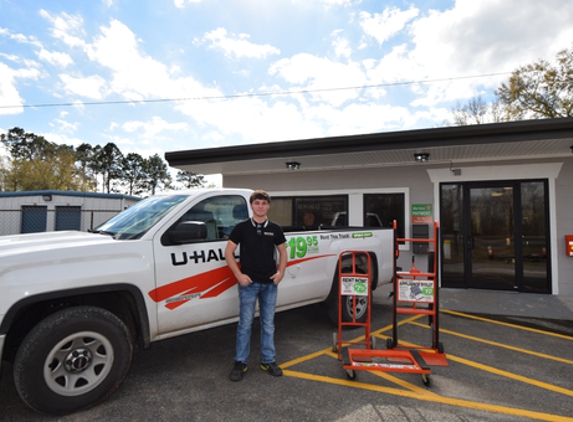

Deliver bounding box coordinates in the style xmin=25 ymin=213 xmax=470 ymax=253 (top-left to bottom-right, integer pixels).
xmin=521 ymin=181 xmax=548 ymax=292
xmin=269 ymin=196 xmax=348 ymax=228
xmin=364 ymin=193 xmax=405 ymax=239
xmin=182 ymin=195 xmax=247 ymax=240
xmin=440 ymin=184 xmax=465 ymax=288
xmin=268 ymin=198 xmax=293 ymax=226
xmin=294 ymin=196 xmax=347 ymax=228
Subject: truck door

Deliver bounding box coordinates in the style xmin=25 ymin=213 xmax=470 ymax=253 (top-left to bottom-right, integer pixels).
xmin=151 ymin=195 xmax=249 ymax=335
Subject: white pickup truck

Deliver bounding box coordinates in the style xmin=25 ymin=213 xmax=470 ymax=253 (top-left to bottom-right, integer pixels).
xmin=0 ymin=188 xmax=394 ymax=414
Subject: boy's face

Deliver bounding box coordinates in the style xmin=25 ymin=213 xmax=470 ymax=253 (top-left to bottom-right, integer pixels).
xmin=251 ymin=198 xmax=270 ymax=218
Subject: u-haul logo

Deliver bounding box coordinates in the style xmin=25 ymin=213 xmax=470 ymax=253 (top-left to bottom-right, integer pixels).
xmin=170 ymin=248 xmax=231 ymax=266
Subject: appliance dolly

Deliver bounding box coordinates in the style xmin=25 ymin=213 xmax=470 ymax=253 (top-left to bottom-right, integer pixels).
xmin=334 ymin=222 xmax=448 ymax=386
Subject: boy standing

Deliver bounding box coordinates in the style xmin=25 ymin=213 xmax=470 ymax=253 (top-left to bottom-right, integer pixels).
xmin=225 ymin=190 xmax=287 ymax=381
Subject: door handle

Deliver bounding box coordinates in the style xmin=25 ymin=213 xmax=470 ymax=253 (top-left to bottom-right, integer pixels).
xmin=466 ymin=236 xmax=474 ymax=250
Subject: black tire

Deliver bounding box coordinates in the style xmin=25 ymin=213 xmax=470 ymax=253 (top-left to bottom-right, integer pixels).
xmin=13 ymin=306 xmax=133 ymax=415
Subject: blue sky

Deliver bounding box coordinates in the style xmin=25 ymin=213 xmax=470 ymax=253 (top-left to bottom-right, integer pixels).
xmin=1 ymin=0 xmax=572 ymax=177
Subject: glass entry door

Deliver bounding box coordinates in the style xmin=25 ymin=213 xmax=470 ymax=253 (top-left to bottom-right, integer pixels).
xmin=440 ymin=180 xmax=550 ymax=293
xmin=468 ymin=185 xmax=516 ymax=289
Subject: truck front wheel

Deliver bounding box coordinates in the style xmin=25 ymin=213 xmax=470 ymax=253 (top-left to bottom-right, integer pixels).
xmin=13 ymin=306 xmax=133 ymax=415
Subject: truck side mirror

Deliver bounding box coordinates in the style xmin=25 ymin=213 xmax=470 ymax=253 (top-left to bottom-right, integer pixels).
xmin=168 ymin=221 xmax=208 ymax=244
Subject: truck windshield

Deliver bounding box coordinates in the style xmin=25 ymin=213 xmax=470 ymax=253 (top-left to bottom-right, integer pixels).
xmin=95 ymin=194 xmax=188 ymax=240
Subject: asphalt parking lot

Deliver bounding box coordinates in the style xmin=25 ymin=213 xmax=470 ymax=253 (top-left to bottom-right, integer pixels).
xmin=1 ymin=291 xmax=573 ymax=422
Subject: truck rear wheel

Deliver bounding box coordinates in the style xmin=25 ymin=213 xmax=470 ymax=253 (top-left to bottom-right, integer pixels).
xmin=13 ymin=306 xmax=133 ymax=415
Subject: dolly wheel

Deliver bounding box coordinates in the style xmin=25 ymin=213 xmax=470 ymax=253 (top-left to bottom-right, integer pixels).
xmin=346 ymin=369 xmax=356 ymax=380
xmin=386 ymin=338 xmax=395 ymax=349
xmin=421 ymin=374 xmax=431 ymax=387
xmin=332 ymin=333 xmax=338 ymax=353
xmin=438 ymin=342 xmax=444 ymax=354
xmin=370 ymin=334 xmax=377 ymax=349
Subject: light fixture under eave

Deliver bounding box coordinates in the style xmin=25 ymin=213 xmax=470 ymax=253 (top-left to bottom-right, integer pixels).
xmin=414 ymin=152 xmax=430 ymax=163
xmin=285 ymin=161 xmax=301 ymax=170
xmin=42 ymin=194 xmax=52 ymax=201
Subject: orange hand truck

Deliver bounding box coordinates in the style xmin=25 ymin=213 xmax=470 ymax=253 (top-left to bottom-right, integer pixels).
xmin=334 ymin=222 xmax=448 ymax=386
xmin=332 ymin=250 xmax=376 ymax=364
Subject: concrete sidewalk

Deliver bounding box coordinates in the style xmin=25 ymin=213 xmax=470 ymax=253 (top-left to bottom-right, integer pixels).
xmin=373 ymin=282 xmax=573 ymax=321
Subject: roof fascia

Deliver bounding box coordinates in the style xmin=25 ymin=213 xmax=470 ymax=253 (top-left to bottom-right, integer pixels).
xmin=165 ymin=117 xmax=573 ymax=167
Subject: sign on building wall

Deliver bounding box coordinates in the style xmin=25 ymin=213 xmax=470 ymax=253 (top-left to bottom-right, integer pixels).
xmin=411 ymin=204 xmax=433 ymax=223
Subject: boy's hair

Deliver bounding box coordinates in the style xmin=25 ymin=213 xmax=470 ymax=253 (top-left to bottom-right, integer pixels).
xmin=250 ymin=190 xmax=271 ymax=204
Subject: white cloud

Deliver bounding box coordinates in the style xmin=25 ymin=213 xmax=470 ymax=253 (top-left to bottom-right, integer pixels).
xmin=49 ymin=118 xmax=79 ymax=133
xmin=82 ymin=19 xmax=222 ymax=105
xmin=202 ymin=28 xmax=280 ymax=59
xmin=269 ymin=53 xmax=366 ymax=106
xmin=59 ymin=73 xmax=108 ymax=99
xmin=72 ymin=101 xmax=86 ymax=110
xmin=40 ymin=131 xmax=85 ymax=148
xmin=293 ymin=0 xmax=353 ymax=6
xmin=0 ymin=63 xmax=24 ymax=114
xmin=0 ymin=52 xmax=21 ymax=62
xmin=359 ymin=6 xmax=419 ymax=45
xmin=332 ymin=35 xmax=352 ymax=58
xmin=122 ymin=116 xmax=188 ymax=138
xmin=39 ymin=9 xmax=86 ymax=48
xmin=0 ymin=62 xmax=41 ymax=114
xmin=408 ymin=0 xmax=573 ymax=77
xmin=0 ymin=27 xmax=42 ymax=48
xmin=360 ymin=0 xmax=573 ymax=109
xmin=38 ymin=49 xmax=73 ymax=67
xmin=174 ymin=0 xmax=203 ymax=8
xmin=175 ymin=96 xmax=324 ymax=145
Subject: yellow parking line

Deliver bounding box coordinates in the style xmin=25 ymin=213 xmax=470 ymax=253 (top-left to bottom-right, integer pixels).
xmin=441 ymin=309 xmax=573 ymax=341
xmin=281 ymin=348 xmax=331 ymax=369
xmin=447 ymin=353 xmax=573 ymax=398
xmin=279 ymin=311 xmax=573 ymax=421
xmin=369 ymin=370 xmax=440 ymax=397
xmin=281 ymin=314 xmax=423 ymax=370
xmin=283 ymin=369 xmax=573 ymax=422
xmin=396 ymin=333 xmax=573 ymax=399
xmin=410 ymin=320 xmax=573 ymax=365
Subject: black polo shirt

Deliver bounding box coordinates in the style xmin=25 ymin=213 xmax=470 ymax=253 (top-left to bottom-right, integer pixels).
xmin=229 ymin=219 xmax=286 ymax=283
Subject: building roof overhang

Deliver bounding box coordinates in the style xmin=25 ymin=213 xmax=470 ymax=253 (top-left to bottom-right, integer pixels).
xmin=165 ymin=117 xmax=573 ymax=176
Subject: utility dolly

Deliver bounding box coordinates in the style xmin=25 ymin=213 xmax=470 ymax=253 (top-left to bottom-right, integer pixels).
xmin=333 ymin=222 xmax=448 ymax=386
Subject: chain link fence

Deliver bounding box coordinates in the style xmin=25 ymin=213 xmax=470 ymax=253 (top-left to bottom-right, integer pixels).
xmin=0 ymin=208 xmax=123 ymax=236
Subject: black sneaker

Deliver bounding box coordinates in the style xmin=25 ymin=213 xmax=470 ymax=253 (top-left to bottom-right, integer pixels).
xmin=260 ymin=362 xmax=283 ymax=377
xmin=230 ymin=361 xmax=248 ymax=381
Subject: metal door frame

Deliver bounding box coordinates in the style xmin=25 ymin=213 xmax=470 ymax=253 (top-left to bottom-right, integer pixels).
xmin=440 ymin=179 xmax=551 ymax=293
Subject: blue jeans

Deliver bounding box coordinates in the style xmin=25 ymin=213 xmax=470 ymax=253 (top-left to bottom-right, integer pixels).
xmin=235 ymin=282 xmax=278 ymax=364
